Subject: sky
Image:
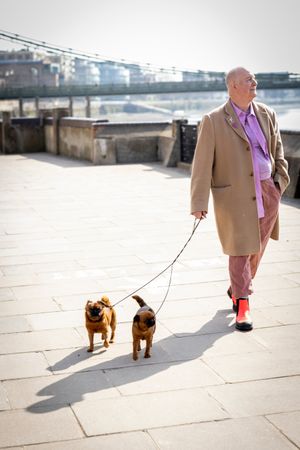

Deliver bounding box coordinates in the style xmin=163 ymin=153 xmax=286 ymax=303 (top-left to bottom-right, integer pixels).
xmin=1 ymin=0 xmax=300 ymax=74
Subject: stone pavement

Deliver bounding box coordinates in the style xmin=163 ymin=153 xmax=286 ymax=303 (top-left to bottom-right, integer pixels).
xmin=0 ymin=152 xmax=300 ymax=450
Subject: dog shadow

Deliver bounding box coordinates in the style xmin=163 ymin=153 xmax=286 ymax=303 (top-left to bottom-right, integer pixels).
xmin=27 ymin=308 xmax=235 ymax=413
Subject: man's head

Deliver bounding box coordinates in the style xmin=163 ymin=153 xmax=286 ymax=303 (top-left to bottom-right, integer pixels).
xmin=225 ymin=67 xmax=257 ymax=108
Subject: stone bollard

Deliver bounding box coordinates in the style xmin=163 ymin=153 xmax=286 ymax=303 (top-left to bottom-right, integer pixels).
xmin=160 ymin=119 xmax=188 ymax=167
xmin=1 ymin=112 xmax=12 ymax=154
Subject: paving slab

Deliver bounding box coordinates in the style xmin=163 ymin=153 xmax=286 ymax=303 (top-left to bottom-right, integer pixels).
xmin=0 ymin=298 xmax=59 ymax=316
xmin=203 ymin=348 xmax=300 ymax=382
xmin=72 ymin=387 xmax=228 ymax=435
xmin=3 ymin=371 xmax=120 ymax=410
xmin=104 ymin=358 xmax=224 ymax=395
xmin=44 ymin=342 xmax=175 ymax=374
xmin=25 ymin=310 xmax=84 ymax=331
xmin=0 ymin=329 xmax=84 ymax=354
xmin=149 ymin=416 xmax=298 ymax=450
xmin=0 ymin=352 xmax=50 ymax=380
xmin=18 ymin=432 xmax=158 ymax=450
xmin=257 ymin=286 xmax=300 ymax=306
xmin=0 ymin=407 xmax=83 ymax=448
xmin=0 ymin=382 xmax=10 ymax=411
xmin=206 ymin=376 xmax=300 ymax=417
xmin=251 ymin=324 xmax=300 ymax=351
xmin=0 ymin=315 xmax=32 ymax=333
xmin=267 ymin=411 xmax=300 ymax=448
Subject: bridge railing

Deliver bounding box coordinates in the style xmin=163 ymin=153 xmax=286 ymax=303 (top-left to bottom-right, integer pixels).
xmin=1 ymin=76 xmax=300 ymax=100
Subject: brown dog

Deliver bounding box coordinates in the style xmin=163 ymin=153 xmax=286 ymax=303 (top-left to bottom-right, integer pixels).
xmin=132 ymin=294 xmax=156 ymax=360
xmin=85 ymin=296 xmax=116 ymax=352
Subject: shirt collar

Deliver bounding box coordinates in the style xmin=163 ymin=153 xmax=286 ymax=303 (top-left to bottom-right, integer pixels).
xmin=230 ymin=100 xmax=255 ymax=125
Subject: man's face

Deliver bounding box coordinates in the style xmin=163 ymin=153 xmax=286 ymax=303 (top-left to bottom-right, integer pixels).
xmin=235 ymin=69 xmax=258 ymax=102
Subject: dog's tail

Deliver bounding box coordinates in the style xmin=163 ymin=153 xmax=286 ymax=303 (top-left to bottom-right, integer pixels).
xmin=101 ymin=295 xmax=111 ymax=306
xmin=132 ymin=295 xmax=147 ymax=308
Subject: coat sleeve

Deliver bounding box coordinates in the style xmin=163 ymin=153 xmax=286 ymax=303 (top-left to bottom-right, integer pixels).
xmin=270 ymin=109 xmax=290 ymax=193
xmin=190 ymin=114 xmax=215 ymax=214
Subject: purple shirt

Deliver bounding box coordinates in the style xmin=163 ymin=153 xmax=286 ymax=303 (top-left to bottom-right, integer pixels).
xmin=231 ymin=101 xmax=272 ymax=218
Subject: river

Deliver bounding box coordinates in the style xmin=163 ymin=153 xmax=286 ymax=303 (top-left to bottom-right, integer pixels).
xmin=2 ymin=88 xmax=300 ymax=130
xmin=94 ymin=88 xmax=300 ymax=130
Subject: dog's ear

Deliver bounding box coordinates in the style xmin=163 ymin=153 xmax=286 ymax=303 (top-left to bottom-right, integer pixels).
xmin=133 ymin=314 xmax=140 ymax=323
xmin=86 ymin=300 xmax=92 ymax=307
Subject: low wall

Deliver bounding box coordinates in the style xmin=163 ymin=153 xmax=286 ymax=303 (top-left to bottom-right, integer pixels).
xmin=1 ymin=116 xmax=44 ymax=154
xmin=282 ymin=130 xmax=300 ymax=198
xmin=58 ymin=118 xmax=102 ymax=161
xmin=93 ymin=121 xmax=174 ymax=165
xmin=49 ymin=118 xmax=178 ymax=166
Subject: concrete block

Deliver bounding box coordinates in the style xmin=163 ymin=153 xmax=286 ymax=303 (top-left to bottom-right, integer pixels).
xmin=116 ymin=137 xmax=158 ymax=163
xmin=93 ymin=137 xmax=116 ymax=164
xmin=158 ymin=135 xmax=176 ymax=166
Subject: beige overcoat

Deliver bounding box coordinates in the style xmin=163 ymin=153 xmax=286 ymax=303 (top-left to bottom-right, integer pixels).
xmin=190 ymin=99 xmax=290 ymax=256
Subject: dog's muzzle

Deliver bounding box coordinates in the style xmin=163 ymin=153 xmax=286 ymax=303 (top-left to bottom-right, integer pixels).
xmin=146 ymin=318 xmax=156 ymax=327
xmin=90 ymin=307 xmax=101 ymax=317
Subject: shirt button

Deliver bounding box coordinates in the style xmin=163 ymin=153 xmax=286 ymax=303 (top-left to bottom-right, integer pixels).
xmin=252 ymin=196 xmax=256 ymax=200
xmin=250 ymin=172 xmax=253 ymax=177
xmin=246 ymin=147 xmax=250 ymax=151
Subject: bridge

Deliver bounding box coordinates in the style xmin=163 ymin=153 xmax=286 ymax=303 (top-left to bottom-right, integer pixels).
xmin=1 ymin=77 xmax=300 ymax=100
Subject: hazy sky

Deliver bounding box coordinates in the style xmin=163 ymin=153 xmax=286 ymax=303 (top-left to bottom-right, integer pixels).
xmin=1 ymin=0 xmax=299 ymax=73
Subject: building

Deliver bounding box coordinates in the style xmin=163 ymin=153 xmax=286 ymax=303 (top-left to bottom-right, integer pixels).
xmin=0 ymin=50 xmax=58 ymax=87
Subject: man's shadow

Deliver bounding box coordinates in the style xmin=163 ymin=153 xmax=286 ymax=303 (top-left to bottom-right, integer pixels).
xmin=27 ymin=308 xmax=235 ymax=413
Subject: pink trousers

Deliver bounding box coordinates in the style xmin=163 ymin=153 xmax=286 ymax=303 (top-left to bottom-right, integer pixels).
xmin=229 ymin=177 xmax=281 ymax=299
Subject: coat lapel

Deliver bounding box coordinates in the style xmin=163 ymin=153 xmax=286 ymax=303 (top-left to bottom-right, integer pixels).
xmin=252 ymin=102 xmax=271 ymax=149
xmin=224 ymin=100 xmax=249 ymax=144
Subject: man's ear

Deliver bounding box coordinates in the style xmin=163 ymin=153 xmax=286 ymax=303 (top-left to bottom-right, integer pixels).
xmin=133 ymin=315 xmax=140 ymax=323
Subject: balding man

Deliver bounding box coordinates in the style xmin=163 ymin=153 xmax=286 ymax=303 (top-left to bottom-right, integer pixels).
xmin=191 ymin=67 xmax=289 ymax=331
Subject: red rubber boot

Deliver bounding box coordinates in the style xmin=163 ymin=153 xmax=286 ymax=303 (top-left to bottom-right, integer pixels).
xmin=235 ymin=298 xmax=253 ymax=331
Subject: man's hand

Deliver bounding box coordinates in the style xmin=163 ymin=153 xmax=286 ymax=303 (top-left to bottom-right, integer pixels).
xmin=192 ymin=211 xmax=207 ymax=219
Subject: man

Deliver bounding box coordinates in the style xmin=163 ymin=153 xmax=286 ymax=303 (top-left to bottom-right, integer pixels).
xmin=190 ymin=67 xmax=289 ymax=331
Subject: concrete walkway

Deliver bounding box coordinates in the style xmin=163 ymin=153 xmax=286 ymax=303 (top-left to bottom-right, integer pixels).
xmin=0 ymin=152 xmax=299 ymax=449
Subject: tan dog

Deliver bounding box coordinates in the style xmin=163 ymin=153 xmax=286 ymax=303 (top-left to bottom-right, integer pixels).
xmin=85 ymin=296 xmax=116 ymax=352
xmin=132 ymin=294 xmax=156 ymax=360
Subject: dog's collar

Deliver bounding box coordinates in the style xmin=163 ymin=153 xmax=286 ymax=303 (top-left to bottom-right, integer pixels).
xmin=98 ymin=301 xmax=112 ymax=309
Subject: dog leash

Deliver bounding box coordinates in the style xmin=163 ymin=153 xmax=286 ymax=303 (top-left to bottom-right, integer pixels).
xmin=111 ymin=217 xmax=202 ymax=314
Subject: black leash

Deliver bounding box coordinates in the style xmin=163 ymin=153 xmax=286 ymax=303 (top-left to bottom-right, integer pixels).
xmin=111 ymin=217 xmax=202 ymax=314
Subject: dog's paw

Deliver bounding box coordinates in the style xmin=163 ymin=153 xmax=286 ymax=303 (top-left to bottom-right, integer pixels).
xmin=104 ymin=341 xmax=109 ymax=348
xmin=144 ymin=353 xmax=151 ymax=358
xmin=133 ymin=354 xmax=138 ymax=361
xmin=87 ymin=348 xmax=93 ymax=353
